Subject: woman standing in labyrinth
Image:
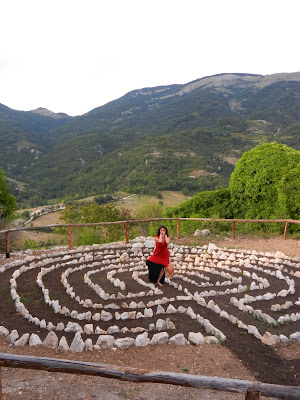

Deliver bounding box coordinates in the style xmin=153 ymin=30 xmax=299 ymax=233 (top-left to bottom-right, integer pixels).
xmin=146 ymin=225 xmax=170 ymax=287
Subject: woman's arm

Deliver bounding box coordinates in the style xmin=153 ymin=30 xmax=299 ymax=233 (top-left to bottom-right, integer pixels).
xmin=156 ymin=234 xmax=170 ymax=244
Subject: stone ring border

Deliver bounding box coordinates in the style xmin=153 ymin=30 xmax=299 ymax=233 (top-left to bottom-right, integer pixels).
xmin=0 ymin=239 xmax=300 ymax=351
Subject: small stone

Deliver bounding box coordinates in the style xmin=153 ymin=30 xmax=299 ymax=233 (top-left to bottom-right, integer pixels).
xmin=43 ymin=331 xmax=58 ymax=349
xmin=188 ymin=332 xmax=205 ymax=345
xmin=29 ymin=333 xmax=42 ymax=347
xmin=135 ymin=332 xmax=150 ymax=347
xmin=107 ymin=325 xmax=120 ymax=334
xmin=114 ymin=337 xmax=134 ymax=350
xmin=261 ymin=332 xmax=280 ymax=346
xmin=169 ymin=333 xmax=186 ymax=345
xmin=150 ymin=332 xmax=169 ymax=345
xmin=70 ymin=332 xmax=85 ymax=352
xmin=0 ymin=326 xmax=9 ymax=336
xmin=85 ymin=338 xmax=94 ymax=351
xmin=84 ymin=324 xmax=94 ymax=334
xmin=14 ymin=333 xmax=30 ymax=347
xmin=58 ymin=336 xmax=69 ymax=351
xmin=6 ymin=330 xmax=19 ymax=344
xmin=156 ymin=319 xmax=167 ymax=331
xmin=96 ymin=335 xmax=115 ymax=349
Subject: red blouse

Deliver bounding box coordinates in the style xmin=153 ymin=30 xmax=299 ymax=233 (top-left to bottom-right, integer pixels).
xmin=147 ymin=236 xmax=170 ymax=267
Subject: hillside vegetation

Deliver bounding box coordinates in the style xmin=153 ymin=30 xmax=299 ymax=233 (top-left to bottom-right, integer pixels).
xmin=0 ymin=72 xmax=300 ymax=206
xmin=165 ymin=143 xmax=300 ymax=229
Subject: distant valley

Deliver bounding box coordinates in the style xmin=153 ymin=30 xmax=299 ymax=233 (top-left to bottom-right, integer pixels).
xmin=0 ymin=72 xmax=299 ymax=207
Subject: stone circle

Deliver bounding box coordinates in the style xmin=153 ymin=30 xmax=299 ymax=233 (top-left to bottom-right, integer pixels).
xmin=1 ymin=238 xmax=300 ymax=352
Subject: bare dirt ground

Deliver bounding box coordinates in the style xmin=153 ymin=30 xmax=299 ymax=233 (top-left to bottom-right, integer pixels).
xmin=0 ymin=236 xmax=299 ymax=399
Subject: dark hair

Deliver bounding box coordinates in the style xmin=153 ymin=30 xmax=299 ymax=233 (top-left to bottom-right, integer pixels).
xmin=156 ymin=225 xmax=169 ymax=237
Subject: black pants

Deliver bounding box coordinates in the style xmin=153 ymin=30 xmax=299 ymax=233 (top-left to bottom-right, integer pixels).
xmin=146 ymin=260 xmax=165 ymax=284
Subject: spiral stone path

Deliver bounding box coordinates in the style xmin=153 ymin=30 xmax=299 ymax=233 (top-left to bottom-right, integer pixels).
xmin=1 ymin=237 xmax=300 ymax=352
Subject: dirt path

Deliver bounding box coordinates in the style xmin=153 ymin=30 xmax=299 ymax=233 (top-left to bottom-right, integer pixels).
xmin=0 ymin=338 xmax=257 ymax=400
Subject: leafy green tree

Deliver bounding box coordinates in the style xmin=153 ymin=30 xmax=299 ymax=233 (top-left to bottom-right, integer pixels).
xmin=0 ymin=169 xmax=17 ymax=220
xmin=229 ymin=142 xmax=300 ymax=219
xmin=60 ymin=202 xmax=132 ymax=245
xmin=164 ymin=188 xmax=232 ymax=219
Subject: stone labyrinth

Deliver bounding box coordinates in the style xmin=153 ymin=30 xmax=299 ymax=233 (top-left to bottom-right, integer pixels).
xmin=0 ymin=237 xmax=300 ymax=352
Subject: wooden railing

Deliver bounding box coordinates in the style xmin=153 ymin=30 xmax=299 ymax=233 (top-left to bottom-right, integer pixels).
xmin=1 ymin=217 xmax=299 ymax=258
xmin=0 ymin=353 xmax=299 ymax=399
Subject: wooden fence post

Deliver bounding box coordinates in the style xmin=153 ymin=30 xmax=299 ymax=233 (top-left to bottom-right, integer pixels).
xmin=283 ymin=222 xmax=288 ymax=240
xmin=125 ymin=222 xmax=129 ymax=243
xmin=177 ymin=219 xmax=180 ymax=239
xmin=245 ymin=390 xmax=261 ymax=399
xmin=5 ymin=231 xmax=10 ymax=258
xmin=232 ymin=221 xmax=235 ymax=240
xmin=68 ymin=226 xmax=72 ymax=249
xmin=0 ymin=366 xmax=2 ymax=400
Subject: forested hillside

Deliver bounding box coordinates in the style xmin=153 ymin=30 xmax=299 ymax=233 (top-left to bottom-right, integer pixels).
xmin=0 ymin=72 xmax=300 ymax=207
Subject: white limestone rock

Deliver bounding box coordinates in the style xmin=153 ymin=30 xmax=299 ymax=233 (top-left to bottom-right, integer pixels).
xmin=83 ymin=299 xmax=93 ymax=308
xmin=29 ymin=333 xmax=42 ymax=347
xmin=84 ymin=324 xmax=94 ymax=334
xmin=6 ymin=330 xmax=19 ymax=344
xmin=207 ymin=301 xmax=215 ymax=310
xmin=56 ymin=322 xmax=65 ymax=331
xmin=47 ymin=322 xmax=56 ymax=331
xmin=166 ymin=304 xmax=177 ymax=314
xmin=43 ymin=331 xmax=58 ymax=349
xmin=107 ymin=325 xmax=120 ymax=334
xmin=114 ymin=337 xmax=134 ymax=350
xmin=290 ymin=332 xmax=300 ymax=343
xmin=279 ymin=334 xmax=289 ymax=343
xmin=169 ymin=333 xmax=186 ymax=345
xmin=70 ymin=332 xmax=85 ymax=352
xmin=58 ymin=336 xmax=69 ymax=351
xmin=186 ymin=307 xmax=197 ymax=319
xmin=144 ymin=240 xmax=155 ymax=248
xmin=150 ymin=332 xmax=169 ymax=345
xmin=178 ymin=306 xmax=187 ymax=313
xmin=64 ymin=322 xmax=83 ymax=333
xmin=261 ymin=332 xmax=280 ymax=346
xmin=135 ymin=332 xmax=150 ymax=347
xmin=207 ymin=243 xmax=218 ymax=252
xmin=0 ymin=326 xmax=9 ymax=336
xmin=188 ymin=332 xmax=205 ymax=345
xmin=96 ymin=335 xmax=115 ymax=349
xmin=128 ymin=311 xmax=136 ymax=319
xmin=85 ymin=338 xmax=94 ymax=351
xmin=166 ymin=318 xmax=176 ymax=330
xmin=92 ymin=313 xmax=101 ymax=321
xmin=156 ymin=319 xmax=167 ymax=331
xmin=14 ymin=333 xmax=30 ymax=347
xmin=40 ymin=319 xmax=47 ymax=329
xmin=95 ymin=326 xmax=107 ymax=334
xmin=156 ymin=305 xmax=165 ymax=314
xmin=205 ymin=336 xmax=219 ymax=344
xmin=247 ymin=325 xmax=262 ymax=339
xmin=144 ymin=308 xmax=153 ymax=318
xmin=120 ymin=312 xmax=129 ymax=320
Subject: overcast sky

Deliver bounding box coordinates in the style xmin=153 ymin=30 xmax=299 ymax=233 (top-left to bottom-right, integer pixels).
xmin=1 ymin=0 xmax=299 ymax=116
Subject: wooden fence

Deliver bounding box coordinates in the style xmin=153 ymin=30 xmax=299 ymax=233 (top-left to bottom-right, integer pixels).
xmin=1 ymin=217 xmax=299 ymax=258
xmin=0 ymin=353 xmax=299 ymax=399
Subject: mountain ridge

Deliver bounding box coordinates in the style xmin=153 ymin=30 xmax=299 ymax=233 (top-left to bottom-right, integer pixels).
xmin=0 ymin=72 xmax=299 ymax=206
